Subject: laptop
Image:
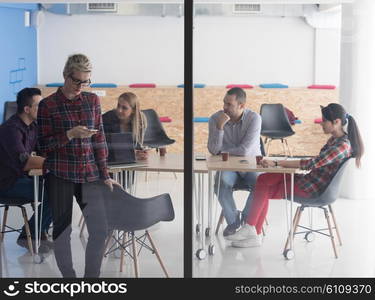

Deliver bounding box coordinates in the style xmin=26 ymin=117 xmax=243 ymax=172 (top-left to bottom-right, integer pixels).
xmin=106 ymin=132 xmax=138 ymax=166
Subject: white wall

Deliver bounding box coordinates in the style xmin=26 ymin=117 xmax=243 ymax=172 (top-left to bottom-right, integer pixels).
xmin=38 ymin=12 xmax=340 ymax=86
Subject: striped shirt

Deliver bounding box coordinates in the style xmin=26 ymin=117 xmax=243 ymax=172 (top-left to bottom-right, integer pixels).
xmin=208 ymin=109 xmax=262 ymax=156
xmin=37 ymin=88 xmax=109 ymax=183
xmin=297 ymin=135 xmax=352 ymax=197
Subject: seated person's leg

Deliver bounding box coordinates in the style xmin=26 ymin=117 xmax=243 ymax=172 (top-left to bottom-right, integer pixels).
xmin=214 ymin=171 xmax=241 ymax=236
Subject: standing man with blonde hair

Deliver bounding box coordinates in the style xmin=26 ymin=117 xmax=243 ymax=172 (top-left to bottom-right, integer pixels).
xmin=37 ymin=54 xmax=120 ymax=277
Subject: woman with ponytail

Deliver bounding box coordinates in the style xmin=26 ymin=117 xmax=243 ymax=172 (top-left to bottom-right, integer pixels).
xmin=226 ymin=103 xmax=364 ymax=248
xmin=102 ymin=92 xmax=148 ymax=159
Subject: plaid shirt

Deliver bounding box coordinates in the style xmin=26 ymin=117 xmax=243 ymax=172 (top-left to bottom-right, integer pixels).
xmin=37 ymin=88 xmax=109 ymax=183
xmin=297 ymin=135 xmax=352 ymax=197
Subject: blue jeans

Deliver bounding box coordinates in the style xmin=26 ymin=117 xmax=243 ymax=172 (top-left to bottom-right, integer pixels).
xmin=0 ymin=177 xmax=52 ymax=238
xmin=214 ymin=171 xmax=258 ymax=225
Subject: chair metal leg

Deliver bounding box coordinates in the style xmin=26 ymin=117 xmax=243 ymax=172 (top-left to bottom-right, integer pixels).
xmin=324 ymin=208 xmax=338 ymax=258
xmin=284 ymin=138 xmax=292 ymax=157
xmin=215 ymin=210 xmax=225 ymax=235
xmin=281 ymin=139 xmax=288 ymax=157
xmin=264 ymin=217 xmax=269 ymax=226
xmin=283 ymin=206 xmax=302 ymax=253
xmin=145 ymin=230 xmax=169 ymax=278
xmin=21 ymin=207 xmax=34 ymax=256
xmin=120 ymin=231 xmax=127 ymax=272
xmin=328 ymin=205 xmax=342 ymax=246
xmin=1 ymin=206 xmax=9 ymax=242
xmin=131 ymin=232 xmax=139 ymax=278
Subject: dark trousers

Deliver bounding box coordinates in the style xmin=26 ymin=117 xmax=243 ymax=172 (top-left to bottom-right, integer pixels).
xmin=0 ymin=177 xmax=52 ymax=238
xmin=46 ymin=174 xmax=108 ymax=278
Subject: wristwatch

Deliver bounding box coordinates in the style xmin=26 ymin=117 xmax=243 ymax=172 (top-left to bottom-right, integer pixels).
xmin=274 ymin=160 xmax=278 ymax=167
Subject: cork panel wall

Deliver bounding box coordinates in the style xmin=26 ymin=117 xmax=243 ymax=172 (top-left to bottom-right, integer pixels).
xmin=37 ymin=86 xmax=338 ymax=156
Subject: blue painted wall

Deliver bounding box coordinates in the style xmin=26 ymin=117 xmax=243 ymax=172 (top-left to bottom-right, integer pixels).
xmin=0 ymin=4 xmax=38 ymax=120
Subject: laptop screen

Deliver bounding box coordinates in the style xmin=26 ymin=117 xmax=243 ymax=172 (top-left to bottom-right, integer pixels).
xmin=106 ymin=132 xmax=136 ymax=165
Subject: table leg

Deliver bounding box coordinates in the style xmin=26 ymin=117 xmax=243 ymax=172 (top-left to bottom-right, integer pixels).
xmin=283 ymin=173 xmax=295 ymax=260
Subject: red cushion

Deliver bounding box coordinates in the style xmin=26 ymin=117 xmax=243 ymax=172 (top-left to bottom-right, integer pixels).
xmin=226 ymin=84 xmax=253 ymax=89
xmin=308 ymin=85 xmax=336 ymax=89
xmin=129 ymin=83 xmax=156 ymax=88
xmin=159 ymin=117 xmax=172 ymax=123
xmin=314 ymin=118 xmax=323 ymax=124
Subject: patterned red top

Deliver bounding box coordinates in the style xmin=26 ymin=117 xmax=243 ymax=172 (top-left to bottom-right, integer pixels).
xmin=297 ymin=135 xmax=352 ymax=197
xmin=37 ymin=88 xmax=109 ymax=183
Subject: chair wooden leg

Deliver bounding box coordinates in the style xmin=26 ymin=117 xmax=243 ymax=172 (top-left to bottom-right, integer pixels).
xmin=283 ymin=206 xmax=303 ymax=253
xmin=324 ymin=208 xmax=338 ymax=258
xmin=21 ymin=207 xmax=34 ymax=256
xmin=146 ymin=230 xmax=169 ymax=278
xmin=281 ymin=139 xmax=288 ymax=157
xmin=328 ymin=205 xmax=342 ymax=246
xmin=120 ymin=231 xmax=127 ymax=272
xmin=79 ymin=220 xmax=86 ymax=238
xmin=1 ymin=206 xmax=9 ymax=242
xmin=103 ymin=230 xmax=114 ymax=258
xmin=266 ymin=139 xmax=272 ymax=156
xmin=78 ymin=214 xmax=84 ymax=227
xmin=264 ymin=217 xmax=269 ymax=226
xmin=131 ymin=232 xmax=139 ymax=278
xmin=215 ymin=210 xmax=225 ymax=235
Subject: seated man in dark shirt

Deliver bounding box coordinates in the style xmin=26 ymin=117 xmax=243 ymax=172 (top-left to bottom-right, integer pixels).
xmin=0 ymin=88 xmax=53 ymax=253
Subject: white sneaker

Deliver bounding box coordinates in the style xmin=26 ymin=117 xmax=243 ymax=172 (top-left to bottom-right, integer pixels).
xmin=231 ymin=235 xmax=262 ymax=248
xmin=225 ymin=224 xmax=257 ymax=241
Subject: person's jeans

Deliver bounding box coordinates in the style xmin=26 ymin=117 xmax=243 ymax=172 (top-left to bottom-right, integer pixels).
xmin=214 ymin=171 xmax=258 ymax=225
xmin=0 ymin=177 xmax=52 ymax=238
xmin=46 ymin=174 xmax=108 ymax=278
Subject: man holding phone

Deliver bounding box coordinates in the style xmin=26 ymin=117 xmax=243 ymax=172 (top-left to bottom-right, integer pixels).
xmin=37 ymin=54 xmax=120 ymax=277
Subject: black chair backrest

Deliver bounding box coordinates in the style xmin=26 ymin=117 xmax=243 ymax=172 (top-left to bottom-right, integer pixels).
xmin=105 ymin=186 xmax=175 ymax=231
xmin=260 ymin=103 xmax=294 ymax=135
xmin=142 ymin=109 xmax=175 ymax=147
xmin=3 ymin=101 xmax=17 ymax=124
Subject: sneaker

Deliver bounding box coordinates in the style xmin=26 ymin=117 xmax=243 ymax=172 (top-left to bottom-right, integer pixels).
xmin=17 ymin=236 xmax=51 ymax=254
xmin=223 ymin=211 xmax=241 ymax=237
xmin=225 ymin=224 xmax=257 ymax=241
xmin=231 ymin=235 xmax=262 ymax=248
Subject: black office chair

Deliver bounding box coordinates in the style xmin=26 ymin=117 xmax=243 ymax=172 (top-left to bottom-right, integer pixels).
xmin=2 ymin=101 xmax=17 ymax=124
xmin=260 ymin=103 xmax=295 ymax=157
xmin=283 ymin=158 xmax=351 ymax=259
xmin=215 ymin=138 xmax=268 ymax=236
xmin=103 ymin=186 xmax=174 ymax=277
xmin=0 ymin=197 xmax=34 ymax=255
xmin=142 ymin=109 xmax=175 ymax=149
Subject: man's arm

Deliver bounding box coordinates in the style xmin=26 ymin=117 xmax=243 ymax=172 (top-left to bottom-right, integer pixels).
xmin=225 ymin=113 xmax=262 ymax=156
xmin=207 ymin=114 xmax=224 ymax=155
xmin=23 ymin=156 xmax=45 ymax=171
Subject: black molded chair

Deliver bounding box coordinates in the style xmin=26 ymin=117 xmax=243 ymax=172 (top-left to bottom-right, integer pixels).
xmin=283 ymin=158 xmax=351 ymax=259
xmin=2 ymin=101 xmax=17 ymax=123
xmin=103 ymin=186 xmax=174 ymax=277
xmin=215 ymin=138 xmax=267 ymax=235
xmin=142 ymin=109 xmax=175 ymax=149
xmin=260 ymin=103 xmax=295 ymax=157
xmin=0 ymin=197 xmax=34 ymax=255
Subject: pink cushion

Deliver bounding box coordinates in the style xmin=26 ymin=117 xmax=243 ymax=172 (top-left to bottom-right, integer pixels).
xmin=226 ymin=84 xmax=253 ymax=89
xmin=159 ymin=117 xmax=172 ymax=123
xmin=129 ymin=83 xmax=156 ymax=88
xmin=314 ymin=118 xmax=323 ymax=124
xmin=308 ymin=85 xmax=336 ymax=90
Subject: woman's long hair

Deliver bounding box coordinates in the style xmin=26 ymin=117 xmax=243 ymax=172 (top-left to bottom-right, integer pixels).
xmin=118 ymin=92 xmax=147 ymax=147
xmin=321 ymin=103 xmax=364 ymax=167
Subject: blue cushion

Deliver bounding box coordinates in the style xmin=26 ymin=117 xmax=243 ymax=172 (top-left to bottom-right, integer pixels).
xmin=46 ymin=83 xmax=64 ymax=87
xmin=193 ymin=117 xmax=209 ymax=123
xmin=294 ymin=119 xmax=302 ymax=124
xmin=90 ymin=83 xmax=117 ymax=88
xmin=259 ymin=83 xmax=288 ymax=88
xmin=178 ymin=84 xmax=206 ymax=88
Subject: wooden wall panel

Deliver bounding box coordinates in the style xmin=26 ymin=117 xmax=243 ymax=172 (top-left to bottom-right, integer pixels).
xmin=37 ymin=86 xmax=338 ymax=156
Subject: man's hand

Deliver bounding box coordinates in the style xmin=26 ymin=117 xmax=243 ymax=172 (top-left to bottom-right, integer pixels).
xmin=216 ymin=112 xmax=230 ymax=130
xmin=260 ymin=159 xmax=276 ymax=168
xmin=104 ymin=178 xmax=123 ymax=192
xmin=135 ymin=149 xmax=149 ymax=161
xmin=67 ymin=126 xmax=97 ymax=140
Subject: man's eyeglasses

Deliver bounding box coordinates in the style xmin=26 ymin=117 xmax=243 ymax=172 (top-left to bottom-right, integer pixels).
xmin=69 ymin=75 xmax=91 ymax=87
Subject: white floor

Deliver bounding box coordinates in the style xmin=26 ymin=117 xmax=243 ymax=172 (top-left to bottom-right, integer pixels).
xmin=0 ymin=171 xmax=183 ymax=278
xmin=193 ymin=190 xmax=375 ymax=277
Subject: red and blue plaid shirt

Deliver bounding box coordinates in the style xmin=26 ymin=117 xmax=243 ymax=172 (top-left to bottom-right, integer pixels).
xmin=37 ymin=88 xmax=109 ymax=183
xmin=297 ymin=135 xmax=352 ymax=197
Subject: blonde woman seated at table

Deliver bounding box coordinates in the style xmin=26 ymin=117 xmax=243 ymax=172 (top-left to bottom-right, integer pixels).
xmin=102 ymin=92 xmax=148 ymax=160
xmin=227 ymin=103 xmax=364 ymax=248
